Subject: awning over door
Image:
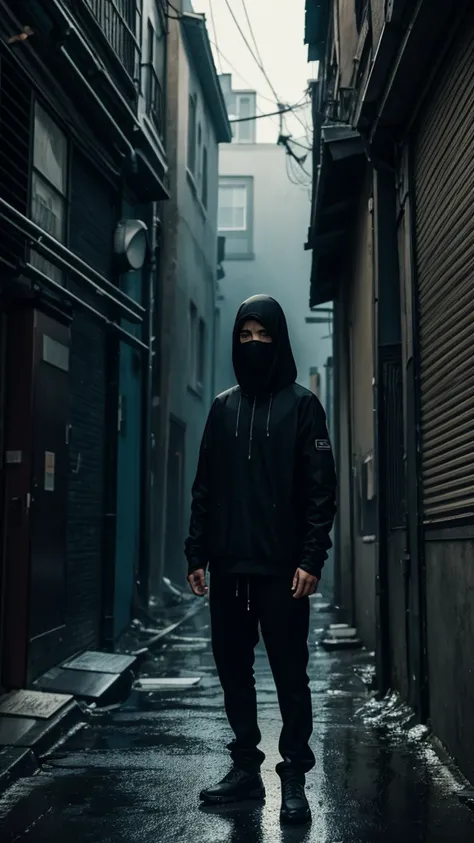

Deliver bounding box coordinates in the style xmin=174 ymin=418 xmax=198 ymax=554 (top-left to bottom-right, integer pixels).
xmin=307 ymin=125 xmax=365 ymax=306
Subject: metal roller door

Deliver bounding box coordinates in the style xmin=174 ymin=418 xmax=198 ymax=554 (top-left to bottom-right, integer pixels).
xmin=413 ymin=20 xmax=474 ymax=524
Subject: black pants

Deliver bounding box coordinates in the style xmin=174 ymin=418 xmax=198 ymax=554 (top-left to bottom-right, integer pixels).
xmin=210 ymin=573 xmax=315 ymax=775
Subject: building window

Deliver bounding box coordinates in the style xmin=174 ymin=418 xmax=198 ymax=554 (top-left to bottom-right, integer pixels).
xmin=218 ymin=184 xmax=247 ymax=230
xmin=202 ymin=147 xmax=208 ymax=208
xmin=188 ymin=94 xmax=197 ymax=175
xmin=189 ymin=303 xmax=205 ymax=393
xmin=145 ymin=19 xmax=165 ymax=138
xmin=234 ymin=94 xmax=256 ymax=143
xmin=31 ymin=103 xmax=68 ymax=282
xmin=218 ymin=177 xmax=254 ymax=259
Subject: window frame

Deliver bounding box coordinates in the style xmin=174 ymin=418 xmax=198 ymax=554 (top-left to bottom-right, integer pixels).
xmin=201 ymin=146 xmax=208 ymax=209
xmin=30 ymin=101 xmax=69 ymax=283
xmin=218 ymin=184 xmax=248 ymax=232
xmin=187 ymin=93 xmax=197 ymax=175
xmin=234 ymin=92 xmax=256 ymax=144
xmin=218 ymin=176 xmax=254 ymax=260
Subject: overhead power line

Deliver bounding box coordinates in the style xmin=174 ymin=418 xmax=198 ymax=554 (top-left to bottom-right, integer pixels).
xmin=208 ymin=0 xmax=223 ymax=75
xmin=241 ymin=0 xmax=265 ymax=70
xmin=208 ymin=40 xmax=278 ymax=106
xmin=222 ymin=0 xmax=280 ymax=105
xmin=228 ymin=101 xmax=309 ymax=123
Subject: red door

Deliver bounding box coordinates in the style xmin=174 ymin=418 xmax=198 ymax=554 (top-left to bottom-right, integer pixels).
xmin=2 ymin=306 xmax=70 ymax=687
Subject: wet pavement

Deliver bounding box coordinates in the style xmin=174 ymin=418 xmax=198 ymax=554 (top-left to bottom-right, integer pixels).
xmin=1 ymin=595 xmax=473 ymax=842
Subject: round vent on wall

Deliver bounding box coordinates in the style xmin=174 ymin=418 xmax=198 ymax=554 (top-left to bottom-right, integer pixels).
xmin=114 ymin=219 xmax=148 ymax=272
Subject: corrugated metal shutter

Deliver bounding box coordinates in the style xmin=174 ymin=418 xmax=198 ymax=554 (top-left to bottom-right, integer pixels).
xmin=413 ymin=20 xmax=474 ymax=524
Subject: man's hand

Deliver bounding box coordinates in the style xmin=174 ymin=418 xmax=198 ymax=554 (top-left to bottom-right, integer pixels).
xmin=187 ymin=568 xmax=208 ymax=597
xmin=292 ymin=568 xmax=319 ymax=599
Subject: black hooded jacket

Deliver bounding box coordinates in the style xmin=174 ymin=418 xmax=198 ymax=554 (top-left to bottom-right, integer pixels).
xmin=185 ymin=295 xmax=337 ymax=579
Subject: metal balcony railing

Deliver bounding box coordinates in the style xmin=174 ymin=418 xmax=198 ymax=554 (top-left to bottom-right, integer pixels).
xmin=144 ymin=63 xmax=165 ymax=139
xmin=84 ymin=0 xmax=140 ymax=80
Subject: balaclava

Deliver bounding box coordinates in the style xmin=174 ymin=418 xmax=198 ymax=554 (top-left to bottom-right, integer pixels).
xmin=232 ymin=295 xmax=297 ymax=396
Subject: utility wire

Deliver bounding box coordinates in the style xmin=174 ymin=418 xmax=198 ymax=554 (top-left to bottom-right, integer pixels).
xmin=222 ymin=0 xmax=280 ymax=106
xmin=208 ymin=39 xmax=281 ymax=110
xmin=240 ymin=0 xmax=265 ymax=71
xmin=208 ymin=0 xmax=223 ymax=75
xmin=289 ymin=155 xmax=311 ymax=186
xmin=285 ymin=154 xmax=303 ymax=187
xmin=228 ymin=101 xmax=309 ymax=123
xmin=165 ymin=1 xmax=182 ymax=19
xmin=282 ymin=135 xmax=312 ymax=152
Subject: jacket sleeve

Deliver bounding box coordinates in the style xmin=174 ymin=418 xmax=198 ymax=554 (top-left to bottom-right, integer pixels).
xmin=184 ymin=400 xmax=215 ymax=574
xmin=296 ymin=393 xmax=337 ymax=578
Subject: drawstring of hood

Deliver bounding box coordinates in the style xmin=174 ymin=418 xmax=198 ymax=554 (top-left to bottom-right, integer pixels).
xmin=266 ymin=394 xmax=273 ymax=437
xmin=248 ymin=398 xmax=256 ymax=460
xmin=235 ymin=394 xmax=242 ymax=437
xmin=235 ymin=393 xmax=274 ymax=459
xmin=235 ymin=575 xmax=251 ymax=611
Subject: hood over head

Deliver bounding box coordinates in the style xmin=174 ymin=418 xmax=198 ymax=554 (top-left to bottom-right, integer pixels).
xmin=232 ymin=295 xmax=297 ymax=396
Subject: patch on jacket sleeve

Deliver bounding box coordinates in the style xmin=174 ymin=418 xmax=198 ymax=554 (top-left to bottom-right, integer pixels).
xmin=315 ymin=439 xmax=331 ymax=451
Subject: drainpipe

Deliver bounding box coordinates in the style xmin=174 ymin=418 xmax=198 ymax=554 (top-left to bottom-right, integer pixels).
xmin=138 ymin=204 xmax=158 ymax=611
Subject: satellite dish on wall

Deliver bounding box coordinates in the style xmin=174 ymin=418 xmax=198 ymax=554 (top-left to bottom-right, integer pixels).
xmin=114 ymin=219 xmax=148 ymax=272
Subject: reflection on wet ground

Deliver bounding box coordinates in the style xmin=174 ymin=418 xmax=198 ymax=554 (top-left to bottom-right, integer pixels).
xmin=0 ymin=598 xmax=473 ymax=842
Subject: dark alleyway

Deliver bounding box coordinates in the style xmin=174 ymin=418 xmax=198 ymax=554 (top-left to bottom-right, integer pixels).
xmin=0 ymin=596 xmax=473 ymax=843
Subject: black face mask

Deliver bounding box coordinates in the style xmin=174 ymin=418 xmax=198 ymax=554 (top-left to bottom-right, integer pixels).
xmin=235 ymin=340 xmax=275 ymax=395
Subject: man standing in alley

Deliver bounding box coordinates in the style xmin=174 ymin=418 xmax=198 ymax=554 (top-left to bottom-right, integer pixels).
xmin=185 ymin=294 xmax=336 ymax=826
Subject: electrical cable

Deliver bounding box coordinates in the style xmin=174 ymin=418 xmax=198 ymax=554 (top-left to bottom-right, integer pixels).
xmin=240 ymin=0 xmax=266 ymax=71
xmin=208 ymin=0 xmax=223 ymax=75
xmin=166 ymin=1 xmax=183 ymax=16
xmin=288 ymin=152 xmax=310 ymax=184
xmin=208 ymin=41 xmax=277 ymax=105
xmin=222 ymin=0 xmax=280 ymax=105
xmin=285 ymin=154 xmax=302 ymax=186
xmin=289 ymin=156 xmax=311 ymax=186
xmin=284 ymin=136 xmax=312 ymax=152
xmin=228 ymin=101 xmax=308 ymax=123
xmin=208 ymin=39 xmax=281 ymax=130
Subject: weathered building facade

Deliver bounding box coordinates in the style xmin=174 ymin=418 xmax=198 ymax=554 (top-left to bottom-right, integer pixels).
xmin=305 ymin=0 xmax=474 ymax=782
xmin=151 ymin=6 xmax=231 ymax=591
xmin=0 ymin=0 xmax=168 ymax=692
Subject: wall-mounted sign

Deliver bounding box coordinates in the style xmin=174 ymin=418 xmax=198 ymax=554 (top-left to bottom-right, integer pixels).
xmin=5 ymin=450 xmax=22 ymax=464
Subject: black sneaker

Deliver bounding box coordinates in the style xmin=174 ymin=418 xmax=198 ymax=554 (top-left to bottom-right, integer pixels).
xmin=200 ymin=767 xmax=265 ymax=805
xmin=280 ymin=774 xmax=311 ymax=825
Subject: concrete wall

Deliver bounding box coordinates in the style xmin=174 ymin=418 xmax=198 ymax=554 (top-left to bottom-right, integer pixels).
xmin=425 ymin=539 xmax=474 ymax=783
xmin=345 ymin=175 xmax=376 ymax=650
xmin=156 ymin=15 xmax=219 ymax=587
xmin=216 ymin=142 xmax=335 ymax=596
xmin=334 ymin=297 xmax=354 ymax=620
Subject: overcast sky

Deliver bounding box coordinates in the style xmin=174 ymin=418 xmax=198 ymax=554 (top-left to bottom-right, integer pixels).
xmin=192 ymin=0 xmax=317 ymax=143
